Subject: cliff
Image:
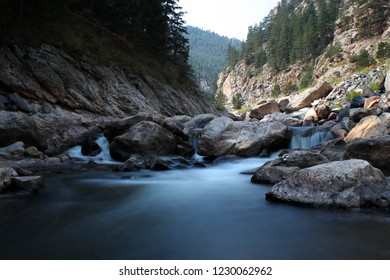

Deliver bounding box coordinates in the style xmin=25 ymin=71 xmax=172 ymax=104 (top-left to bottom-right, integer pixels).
xmin=0 ymin=44 xmax=216 ymax=155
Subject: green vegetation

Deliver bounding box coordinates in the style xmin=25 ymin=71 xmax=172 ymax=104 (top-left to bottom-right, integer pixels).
xmin=0 ymin=0 xmax=193 ymax=88
xmin=240 ymin=0 xmax=342 ymax=73
xmin=271 ymin=85 xmax=282 ymax=97
xmin=350 ymin=50 xmax=377 ymax=70
xmin=185 ymin=26 xmax=241 ymax=93
xmin=346 ymin=91 xmax=363 ymax=100
xmin=213 ymin=91 xmax=227 ymax=111
xmin=232 ymin=93 xmax=244 ymax=110
xmin=325 ymin=43 xmax=343 ymax=59
xmin=377 ymin=42 xmax=390 ymax=60
xmin=355 ymin=0 xmax=389 ymax=39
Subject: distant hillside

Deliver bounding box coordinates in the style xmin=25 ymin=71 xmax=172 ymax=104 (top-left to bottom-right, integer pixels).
xmin=217 ymin=0 xmax=390 ymax=110
xmin=186 ymin=26 xmax=241 ymax=93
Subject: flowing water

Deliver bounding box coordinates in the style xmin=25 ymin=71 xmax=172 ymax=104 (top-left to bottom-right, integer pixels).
xmin=1 ymin=131 xmax=390 ymax=260
xmin=1 ymin=155 xmax=390 ymax=260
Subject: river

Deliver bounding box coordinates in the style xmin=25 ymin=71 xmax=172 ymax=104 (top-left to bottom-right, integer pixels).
xmin=1 ymin=155 xmax=390 ymax=260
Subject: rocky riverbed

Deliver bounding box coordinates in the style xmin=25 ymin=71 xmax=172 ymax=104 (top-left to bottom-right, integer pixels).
xmin=1 ymin=47 xmax=390 ymax=211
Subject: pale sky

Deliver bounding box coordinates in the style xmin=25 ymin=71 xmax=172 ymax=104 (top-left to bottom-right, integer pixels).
xmin=179 ymin=0 xmax=280 ymax=40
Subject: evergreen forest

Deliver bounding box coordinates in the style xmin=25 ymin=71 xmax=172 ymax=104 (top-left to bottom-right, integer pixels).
xmin=228 ymin=0 xmax=389 ymax=73
xmin=186 ymin=26 xmax=242 ymax=94
xmin=0 ymin=0 xmax=192 ymax=87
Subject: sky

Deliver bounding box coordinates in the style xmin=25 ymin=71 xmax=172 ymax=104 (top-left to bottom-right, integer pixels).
xmin=179 ymin=0 xmax=281 ymax=40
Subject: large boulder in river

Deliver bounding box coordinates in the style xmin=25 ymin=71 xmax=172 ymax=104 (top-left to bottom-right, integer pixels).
xmin=266 ymin=159 xmax=389 ymax=208
xmin=110 ymin=121 xmax=179 ymax=161
xmin=249 ymin=100 xmax=280 ymax=120
xmin=251 ymin=150 xmax=329 ymax=184
xmin=197 ymin=117 xmax=291 ymax=157
xmin=344 ymin=115 xmax=388 ymax=142
xmin=284 ymin=82 xmax=333 ymax=113
xmin=342 ymin=136 xmax=390 ymax=176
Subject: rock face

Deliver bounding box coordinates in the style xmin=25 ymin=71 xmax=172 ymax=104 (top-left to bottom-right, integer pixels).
xmin=342 ymin=136 xmax=390 ymax=176
xmin=109 ymin=121 xmax=179 ymax=161
xmin=197 ymin=117 xmax=291 ymax=157
xmin=344 ymin=115 xmax=388 ymax=142
xmin=266 ymin=160 xmax=388 ymax=208
xmin=0 ymin=44 xmax=216 ymax=155
xmin=285 ymin=82 xmax=333 ymax=113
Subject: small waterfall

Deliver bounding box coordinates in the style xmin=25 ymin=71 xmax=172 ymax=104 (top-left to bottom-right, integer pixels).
xmin=289 ymin=126 xmax=333 ymax=149
xmin=67 ymin=136 xmax=118 ymax=164
xmin=188 ymin=128 xmax=203 ymax=160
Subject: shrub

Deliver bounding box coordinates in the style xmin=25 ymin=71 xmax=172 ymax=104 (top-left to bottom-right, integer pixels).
xmin=299 ymin=73 xmax=313 ymax=89
xmin=350 ymin=50 xmax=376 ymax=69
xmin=284 ymin=81 xmax=298 ymax=95
xmin=325 ymin=43 xmax=342 ymax=59
xmin=232 ymin=93 xmax=244 ymax=110
xmin=213 ymin=91 xmax=227 ymax=111
xmin=271 ymin=85 xmax=281 ymax=97
xmin=377 ymin=42 xmax=390 ymax=60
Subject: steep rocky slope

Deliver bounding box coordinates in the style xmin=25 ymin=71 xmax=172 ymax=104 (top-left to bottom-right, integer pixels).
xmin=217 ymin=0 xmax=390 ymax=110
xmin=0 ymin=44 xmax=216 ymax=154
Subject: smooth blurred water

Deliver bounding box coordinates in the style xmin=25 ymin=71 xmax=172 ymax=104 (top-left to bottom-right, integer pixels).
xmin=1 ymin=157 xmax=390 ymax=260
xmin=67 ymin=136 xmax=121 ymax=164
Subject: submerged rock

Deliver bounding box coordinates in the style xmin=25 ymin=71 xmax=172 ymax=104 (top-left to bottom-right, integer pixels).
xmin=12 ymin=176 xmax=44 ymax=193
xmin=266 ymin=159 xmax=388 ymax=208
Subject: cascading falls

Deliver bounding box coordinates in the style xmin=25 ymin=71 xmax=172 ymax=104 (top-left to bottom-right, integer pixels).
xmin=67 ymin=136 xmax=118 ymax=164
xmin=289 ymin=126 xmax=333 ymax=149
xmin=188 ymin=128 xmax=203 ymax=160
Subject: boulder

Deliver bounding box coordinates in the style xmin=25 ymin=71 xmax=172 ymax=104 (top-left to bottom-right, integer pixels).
xmin=197 ymin=117 xmax=291 ymax=157
xmin=260 ymin=112 xmax=301 ymax=126
xmin=278 ymin=98 xmax=289 ymax=112
xmin=342 ymin=136 xmax=390 ymax=176
xmin=303 ymin=108 xmax=319 ymax=124
xmin=110 ymin=121 xmax=178 ymax=161
xmin=385 ymin=71 xmax=390 ymax=93
xmin=24 ymin=146 xmax=44 ymax=158
xmin=182 ymin=114 xmax=216 ymax=136
xmin=285 ymin=82 xmax=333 ymax=113
xmin=350 ymin=95 xmax=365 ymax=108
xmin=315 ymin=102 xmax=331 ymax=120
xmin=319 ymin=138 xmax=347 ymax=161
xmin=265 ymin=150 xmax=329 ymax=169
xmin=251 ymin=166 xmax=300 ymax=184
xmin=344 ymin=115 xmax=388 ymax=142
xmin=167 ymin=115 xmax=192 ymax=130
xmin=266 ymin=159 xmax=389 ymax=208
xmin=364 ymin=96 xmax=381 ymax=109
xmin=80 ymin=142 xmax=102 ymax=157
xmin=0 ymin=167 xmax=18 ymax=192
xmin=350 ymin=107 xmax=381 ymax=123
xmin=380 ymin=113 xmax=390 ymax=129
xmin=249 ymin=100 xmax=281 ymax=120
xmin=12 ymin=176 xmax=44 ymax=193
xmin=0 ymin=141 xmax=25 ymax=156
